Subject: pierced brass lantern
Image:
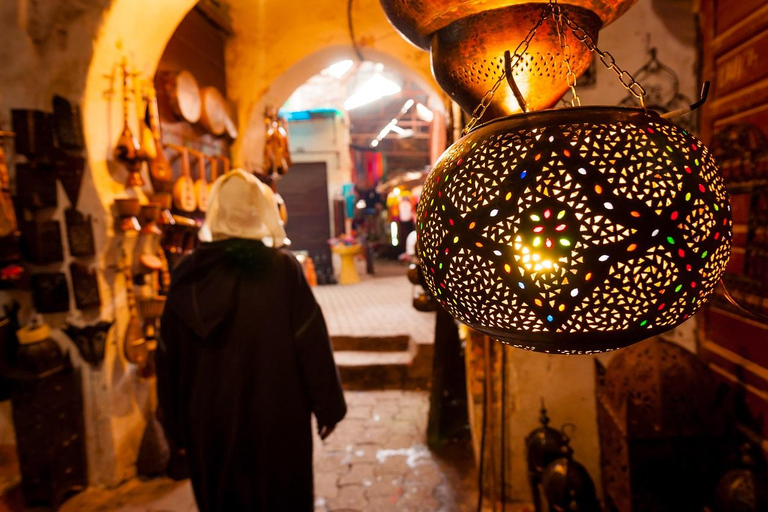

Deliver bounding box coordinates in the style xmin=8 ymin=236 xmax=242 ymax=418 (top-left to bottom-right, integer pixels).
xmin=380 ymin=0 xmax=638 ymax=116
xmin=417 ymin=107 xmax=732 ymax=353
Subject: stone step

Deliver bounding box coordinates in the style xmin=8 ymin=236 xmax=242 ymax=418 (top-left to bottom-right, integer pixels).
xmin=331 ymin=335 xmax=410 ymax=352
xmin=334 ymin=350 xmax=428 ymax=391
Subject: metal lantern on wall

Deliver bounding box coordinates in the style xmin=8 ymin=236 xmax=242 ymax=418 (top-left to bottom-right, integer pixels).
xmin=414 ymin=2 xmax=732 ymax=353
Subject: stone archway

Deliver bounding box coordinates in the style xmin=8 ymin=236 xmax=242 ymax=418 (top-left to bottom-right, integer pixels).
xmin=235 ymin=44 xmax=441 ymax=168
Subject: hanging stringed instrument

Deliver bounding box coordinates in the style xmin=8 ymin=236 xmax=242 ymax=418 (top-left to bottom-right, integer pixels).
xmin=206 ymin=155 xmax=219 ymax=198
xmin=192 ymin=150 xmax=209 ymax=213
xmin=113 ymin=59 xmax=142 ymax=185
xmin=134 ymin=76 xmax=157 ymax=162
xmin=218 ymin=154 xmax=230 ymax=174
xmin=145 ymin=85 xmax=172 ymax=187
xmin=122 ymin=248 xmax=149 ymax=369
xmin=0 ymin=131 xmax=18 ymax=238
xmin=170 ymin=145 xmax=196 ymax=212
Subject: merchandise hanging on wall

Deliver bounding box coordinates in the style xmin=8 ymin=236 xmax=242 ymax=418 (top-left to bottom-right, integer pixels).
xmin=191 ymin=149 xmax=209 ymax=212
xmin=170 ymin=145 xmax=197 ymax=213
xmin=114 ymin=197 xmax=142 ymax=232
xmin=146 ymin=85 xmax=173 ymax=191
xmin=160 ymin=69 xmax=202 ymax=124
xmin=415 ymin=1 xmax=731 ymax=353
xmin=619 ymin=46 xmax=696 ymax=132
xmin=121 ymin=249 xmax=149 ymax=370
xmin=264 ymin=107 xmax=292 ymax=175
xmin=64 ymin=321 xmax=113 ymax=369
xmin=65 ymin=208 xmax=96 ymax=258
xmin=11 ymin=109 xmax=55 ymax=159
xmin=0 ymin=130 xmax=17 ymax=237
xmin=52 ymin=95 xmax=85 ymax=151
xmin=21 ymin=219 xmax=63 ymax=265
xmin=70 ymin=262 xmax=101 ymax=311
xmin=112 ymin=59 xmax=143 ymax=186
xmin=30 ymin=272 xmax=70 ymax=313
xmin=15 ymin=162 xmax=57 ymax=210
xmin=53 ymin=153 xmax=86 ymax=208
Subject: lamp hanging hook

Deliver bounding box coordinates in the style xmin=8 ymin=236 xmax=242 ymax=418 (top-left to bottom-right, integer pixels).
xmin=661 ymin=81 xmax=710 ymax=120
xmin=504 ymin=50 xmax=529 ymax=113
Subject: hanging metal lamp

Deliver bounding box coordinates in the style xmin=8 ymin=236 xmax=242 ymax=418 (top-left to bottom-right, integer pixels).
xmin=416 ymin=3 xmax=732 ymax=353
xmin=380 ymin=0 xmax=638 ymax=117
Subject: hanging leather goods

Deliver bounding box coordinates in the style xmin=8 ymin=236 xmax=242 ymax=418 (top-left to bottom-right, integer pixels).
xmin=121 ymin=248 xmax=149 ymax=369
xmin=16 ymin=162 xmax=57 ymax=211
xmin=69 ymin=262 xmax=101 ymax=310
xmin=263 ymin=108 xmax=291 ymax=175
xmin=22 ymin=219 xmax=64 ymax=264
xmin=31 ymin=272 xmax=70 ymax=313
xmin=0 ymin=131 xmax=18 ymax=237
xmin=52 ymin=95 xmax=85 ymax=151
xmin=63 ymin=321 xmax=112 ymax=368
xmin=53 ymin=152 xmax=86 ymax=208
xmin=112 ymin=59 xmax=143 ymax=186
xmin=113 ymin=197 xmax=141 ymax=232
xmin=145 ymin=85 xmax=173 ymax=191
xmin=11 ymin=109 xmax=55 ymax=160
xmin=65 ymin=208 xmax=95 ymax=258
xmin=168 ymin=145 xmax=196 ymax=213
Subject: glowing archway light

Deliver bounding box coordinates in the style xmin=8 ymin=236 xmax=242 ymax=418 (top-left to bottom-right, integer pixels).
xmin=344 ymin=75 xmax=402 ymax=110
xmin=322 ymin=59 xmax=354 ymax=79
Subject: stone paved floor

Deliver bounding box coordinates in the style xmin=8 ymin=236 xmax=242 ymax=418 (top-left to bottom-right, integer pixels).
xmin=313 ymin=261 xmax=435 ymax=344
xmin=59 ymin=391 xmax=478 ymax=512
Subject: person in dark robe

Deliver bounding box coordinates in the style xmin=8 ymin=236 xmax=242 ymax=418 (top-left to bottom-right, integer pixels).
xmin=157 ymin=170 xmax=346 ymax=512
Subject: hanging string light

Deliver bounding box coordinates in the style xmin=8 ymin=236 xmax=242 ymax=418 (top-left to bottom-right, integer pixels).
xmin=416 ymin=1 xmax=732 ymax=354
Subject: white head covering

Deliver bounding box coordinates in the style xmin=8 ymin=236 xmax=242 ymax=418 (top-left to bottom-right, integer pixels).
xmin=198 ymin=169 xmax=288 ymax=247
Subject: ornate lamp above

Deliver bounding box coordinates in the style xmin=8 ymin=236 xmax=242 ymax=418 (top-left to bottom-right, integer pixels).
xmin=380 ymin=0 xmax=638 ymax=117
xmin=413 ymin=2 xmax=732 ymax=353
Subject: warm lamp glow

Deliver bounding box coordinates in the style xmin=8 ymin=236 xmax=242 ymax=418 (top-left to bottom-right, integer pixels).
xmin=322 ymin=60 xmax=354 ymax=79
xmin=417 ymin=107 xmax=732 ymax=354
xmin=344 ymin=75 xmax=401 ymax=110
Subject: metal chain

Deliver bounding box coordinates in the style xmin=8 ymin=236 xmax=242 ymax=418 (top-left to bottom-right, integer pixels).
xmin=560 ymin=11 xmax=646 ymax=108
xmin=553 ymin=4 xmax=581 ymax=107
xmin=463 ymin=3 xmax=554 ymax=135
xmin=461 ymin=0 xmax=647 ymax=135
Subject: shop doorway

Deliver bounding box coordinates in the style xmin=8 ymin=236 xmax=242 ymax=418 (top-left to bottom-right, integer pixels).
xmin=278 ymin=161 xmax=333 ymax=279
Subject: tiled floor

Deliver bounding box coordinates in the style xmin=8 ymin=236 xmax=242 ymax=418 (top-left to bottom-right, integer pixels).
xmin=57 ymin=261 xmax=481 ymax=512
xmin=313 ymin=263 xmax=436 ymax=345
xmin=59 ymin=391 xmax=478 ymax=512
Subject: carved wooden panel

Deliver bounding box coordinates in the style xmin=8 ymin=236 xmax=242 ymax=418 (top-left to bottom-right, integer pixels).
xmin=699 ymin=0 xmax=768 ymax=453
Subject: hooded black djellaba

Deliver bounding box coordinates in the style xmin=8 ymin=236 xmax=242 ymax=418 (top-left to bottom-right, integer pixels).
xmin=157 ymin=170 xmax=346 ymax=512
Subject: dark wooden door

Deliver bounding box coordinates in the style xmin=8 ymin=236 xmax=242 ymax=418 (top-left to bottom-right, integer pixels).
xmin=277 ymin=162 xmax=333 ymax=277
xmin=699 ymin=0 xmax=768 ymax=455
